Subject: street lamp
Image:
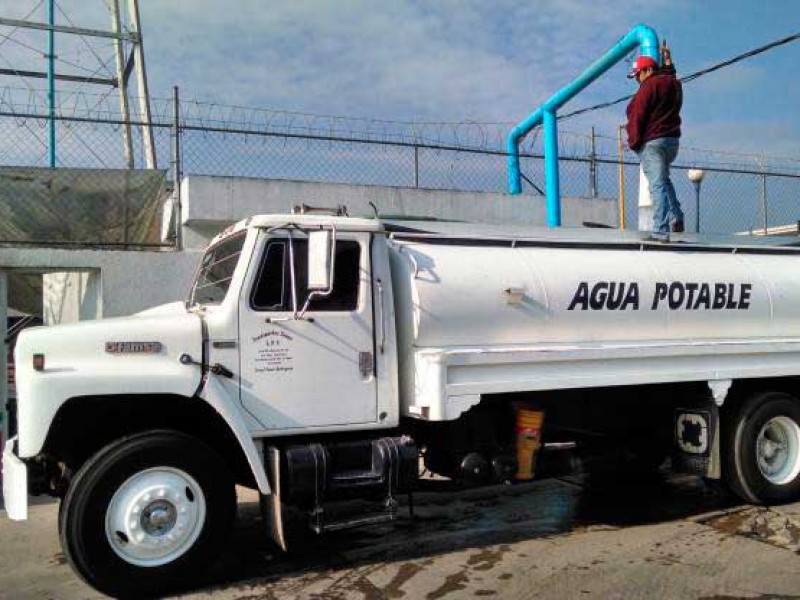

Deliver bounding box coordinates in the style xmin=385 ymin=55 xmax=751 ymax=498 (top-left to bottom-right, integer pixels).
xmin=687 ymin=168 xmax=705 ymax=233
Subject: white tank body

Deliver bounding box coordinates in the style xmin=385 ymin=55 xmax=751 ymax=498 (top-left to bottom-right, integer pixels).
xmin=386 ymin=232 xmax=800 ymax=421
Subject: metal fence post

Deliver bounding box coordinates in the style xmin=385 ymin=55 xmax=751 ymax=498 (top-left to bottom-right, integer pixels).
xmin=46 ymin=0 xmax=56 ymax=168
xmin=589 ymin=126 xmax=597 ymax=198
xmin=759 ymin=155 xmax=768 ymax=234
xmin=414 ymin=145 xmax=419 ymax=188
xmin=172 ymin=86 xmax=183 ymax=250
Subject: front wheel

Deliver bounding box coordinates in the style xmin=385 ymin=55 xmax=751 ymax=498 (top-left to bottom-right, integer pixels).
xmin=724 ymin=392 xmax=800 ymax=504
xmin=59 ymin=430 xmax=236 ymax=598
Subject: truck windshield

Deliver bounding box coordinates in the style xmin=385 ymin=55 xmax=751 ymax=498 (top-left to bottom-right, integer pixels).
xmin=189 ymin=231 xmax=246 ymax=306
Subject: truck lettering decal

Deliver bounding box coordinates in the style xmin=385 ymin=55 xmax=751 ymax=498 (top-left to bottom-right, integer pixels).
xmin=568 ymin=282 xmax=639 ymax=311
xmin=252 ymin=329 xmax=294 ymax=374
xmin=569 ymin=282 xmax=752 ymax=311
xmin=105 ymin=341 xmax=162 ymax=354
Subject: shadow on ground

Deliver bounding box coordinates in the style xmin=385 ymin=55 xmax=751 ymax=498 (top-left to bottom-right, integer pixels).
xmin=186 ymin=468 xmax=741 ymax=596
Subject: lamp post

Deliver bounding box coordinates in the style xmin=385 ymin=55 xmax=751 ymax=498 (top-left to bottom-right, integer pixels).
xmin=687 ymin=168 xmax=705 ymax=233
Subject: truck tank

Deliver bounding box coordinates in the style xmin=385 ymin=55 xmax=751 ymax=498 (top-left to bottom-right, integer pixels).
xmin=386 ymin=224 xmax=800 ymax=421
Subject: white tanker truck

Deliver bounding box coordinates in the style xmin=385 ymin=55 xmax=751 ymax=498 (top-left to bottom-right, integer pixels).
xmin=6 ymin=212 xmax=800 ymax=596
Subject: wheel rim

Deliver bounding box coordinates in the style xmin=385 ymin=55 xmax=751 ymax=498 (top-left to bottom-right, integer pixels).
xmin=756 ymin=416 xmax=800 ymax=485
xmin=105 ymin=467 xmax=207 ymax=567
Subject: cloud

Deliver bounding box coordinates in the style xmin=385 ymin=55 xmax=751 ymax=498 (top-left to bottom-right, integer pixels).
xmin=0 ymin=0 xmax=674 ymax=126
xmin=132 ymin=0 xmax=673 ymax=121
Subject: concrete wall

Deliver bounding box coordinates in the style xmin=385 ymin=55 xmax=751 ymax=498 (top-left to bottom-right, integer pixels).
xmin=0 ymin=248 xmax=201 ymax=319
xmin=180 ymin=176 xmax=619 ymax=249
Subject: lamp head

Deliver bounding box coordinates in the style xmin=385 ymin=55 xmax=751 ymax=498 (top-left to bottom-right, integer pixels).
xmin=687 ymin=168 xmax=705 ymax=184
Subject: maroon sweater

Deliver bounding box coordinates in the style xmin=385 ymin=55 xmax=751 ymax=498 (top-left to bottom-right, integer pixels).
xmin=625 ymin=66 xmax=682 ymax=152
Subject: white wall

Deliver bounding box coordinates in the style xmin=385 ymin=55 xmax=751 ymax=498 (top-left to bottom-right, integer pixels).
xmin=180 ymin=176 xmax=619 ymax=249
xmin=42 ymin=271 xmax=101 ymax=325
xmin=0 ymin=249 xmax=201 ymax=319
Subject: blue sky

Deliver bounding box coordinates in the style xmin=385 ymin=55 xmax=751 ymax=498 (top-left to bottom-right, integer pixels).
xmin=2 ymin=0 xmax=800 ymax=158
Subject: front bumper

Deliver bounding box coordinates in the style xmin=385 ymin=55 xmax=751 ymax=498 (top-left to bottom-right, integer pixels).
xmin=2 ymin=437 xmax=28 ymax=521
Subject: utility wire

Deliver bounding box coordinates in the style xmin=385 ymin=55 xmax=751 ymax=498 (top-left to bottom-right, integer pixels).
xmin=0 ymin=1 xmax=43 ymax=53
xmin=55 ymin=0 xmax=115 ymax=78
xmin=560 ymin=29 xmax=800 ymax=121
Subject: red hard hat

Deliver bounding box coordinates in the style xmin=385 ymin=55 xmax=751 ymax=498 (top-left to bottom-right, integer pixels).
xmin=627 ymin=55 xmax=658 ymax=78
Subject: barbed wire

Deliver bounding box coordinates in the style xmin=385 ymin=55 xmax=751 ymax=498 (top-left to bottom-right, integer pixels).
xmin=0 ymin=84 xmax=583 ymax=151
xmin=2 ymin=81 xmax=800 ymax=174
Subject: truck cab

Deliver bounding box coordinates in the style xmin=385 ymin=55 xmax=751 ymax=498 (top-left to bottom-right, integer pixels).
xmin=196 ymin=214 xmax=399 ymax=435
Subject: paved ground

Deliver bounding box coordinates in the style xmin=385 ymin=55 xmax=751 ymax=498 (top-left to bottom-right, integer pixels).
xmin=3 ymin=472 xmax=800 ymax=599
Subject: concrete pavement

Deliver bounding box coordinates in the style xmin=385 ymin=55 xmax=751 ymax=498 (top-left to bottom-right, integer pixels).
xmin=2 ymin=474 xmax=800 ymax=599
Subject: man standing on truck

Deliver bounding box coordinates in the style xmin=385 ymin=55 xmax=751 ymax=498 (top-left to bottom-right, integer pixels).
xmin=626 ymin=43 xmax=684 ymax=233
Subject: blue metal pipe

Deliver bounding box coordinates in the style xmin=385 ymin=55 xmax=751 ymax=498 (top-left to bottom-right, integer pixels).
xmin=507 ymin=23 xmax=660 ymax=226
xmin=47 ymin=0 xmax=55 ymax=168
xmin=543 ymin=109 xmax=560 ymax=227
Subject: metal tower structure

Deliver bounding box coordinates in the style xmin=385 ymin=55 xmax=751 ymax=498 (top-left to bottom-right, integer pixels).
xmin=0 ymin=0 xmax=156 ymax=168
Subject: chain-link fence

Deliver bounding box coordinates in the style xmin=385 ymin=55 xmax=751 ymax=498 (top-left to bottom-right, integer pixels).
xmin=2 ymin=90 xmax=800 ymax=243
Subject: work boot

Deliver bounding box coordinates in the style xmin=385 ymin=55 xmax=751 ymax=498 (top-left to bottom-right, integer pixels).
xmin=671 ymin=218 xmax=685 ymax=233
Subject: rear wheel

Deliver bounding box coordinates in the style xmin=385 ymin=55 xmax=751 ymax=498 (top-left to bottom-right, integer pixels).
xmin=59 ymin=430 xmax=236 ymax=598
xmin=724 ymin=392 xmax=800 ymax=504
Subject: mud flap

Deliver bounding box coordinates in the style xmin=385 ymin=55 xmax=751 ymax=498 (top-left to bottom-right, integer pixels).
xmin=672 ymin=402 xmax=720 ymax=478
xmin=262 ymin=446 xmax=288 ymax=552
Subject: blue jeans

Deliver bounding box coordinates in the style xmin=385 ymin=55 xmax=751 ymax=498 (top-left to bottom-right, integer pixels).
xmin=638 ymin=137 xmax=683 ymax=233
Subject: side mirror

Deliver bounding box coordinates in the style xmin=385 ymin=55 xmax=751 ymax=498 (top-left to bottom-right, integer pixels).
xmin=307 ymin=229 xmax=333 ymax=292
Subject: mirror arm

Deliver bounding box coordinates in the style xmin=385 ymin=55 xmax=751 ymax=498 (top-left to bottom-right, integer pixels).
xmin=288 ymin=230 xmax=299 ymax=318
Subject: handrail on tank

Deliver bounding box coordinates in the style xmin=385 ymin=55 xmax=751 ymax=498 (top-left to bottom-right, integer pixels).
xmin=506 ymin=24 xmax=660 ymax=227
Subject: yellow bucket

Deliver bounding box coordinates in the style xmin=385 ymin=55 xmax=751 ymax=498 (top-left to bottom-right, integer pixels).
xmin=515 ymin=405 xmax=545 ymax=481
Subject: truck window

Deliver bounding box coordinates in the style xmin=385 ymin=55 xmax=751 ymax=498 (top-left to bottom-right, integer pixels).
xmin=189 ymin=231 xmax=246 ymax=306
xmin=250 ymin=242 xmax=286 ymax=310
xmin=251 ymin=239 xmax=361 ymax=312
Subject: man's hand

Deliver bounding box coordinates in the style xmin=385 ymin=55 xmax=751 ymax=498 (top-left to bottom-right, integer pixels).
xmin=661 ymin=40 xmax=673 ymax=68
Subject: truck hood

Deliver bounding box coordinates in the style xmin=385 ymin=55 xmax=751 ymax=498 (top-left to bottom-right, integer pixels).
xmin=16 ymin=309 xmax=202 ymax=356
xmin=13 ymin=309 xmax=204 ymax=458
xmin=133 ymin=300 xmax=191 ymax=317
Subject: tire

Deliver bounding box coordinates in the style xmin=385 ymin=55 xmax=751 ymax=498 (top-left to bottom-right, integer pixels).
xmin=59 ymin=430 xmax=236 ymax=598
xmin=724 ymin=392 xmax=800 ymax=505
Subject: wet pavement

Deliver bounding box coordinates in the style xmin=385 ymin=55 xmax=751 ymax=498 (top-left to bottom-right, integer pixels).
xmin=4 ymin=471 xmax=800 ymax=599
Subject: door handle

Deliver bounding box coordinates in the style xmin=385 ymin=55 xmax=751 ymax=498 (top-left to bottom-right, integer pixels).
xmin=376 ymin=278 xmax=386 ymax=354
xmin=210 ymin=363 xmax=234 ymax=378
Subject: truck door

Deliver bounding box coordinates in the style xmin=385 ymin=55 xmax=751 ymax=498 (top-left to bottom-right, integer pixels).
xmin=238 ymin=231 xmax=377 ymax=431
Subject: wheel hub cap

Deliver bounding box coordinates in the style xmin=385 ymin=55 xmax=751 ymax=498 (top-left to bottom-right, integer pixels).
xmin=105 ymin=467 xmax=206 ymax=567
xmin=756 ymin=416 xmax=800 ymax=486
xmin=141 ymin=500 xmax=178 ymax=536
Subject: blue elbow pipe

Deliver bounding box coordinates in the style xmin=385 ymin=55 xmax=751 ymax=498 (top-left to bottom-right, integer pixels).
xmin=506 ymin=108 xmax=543 ymax=194
xmin=507 ymin=24 xmax=660 ymax=227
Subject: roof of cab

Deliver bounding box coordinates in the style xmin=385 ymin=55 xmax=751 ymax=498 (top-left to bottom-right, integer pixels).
xmin=206 ymin=212 xmax=800 ymax=254
xmin=208 ymin=213 xmax=384 ymax=247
